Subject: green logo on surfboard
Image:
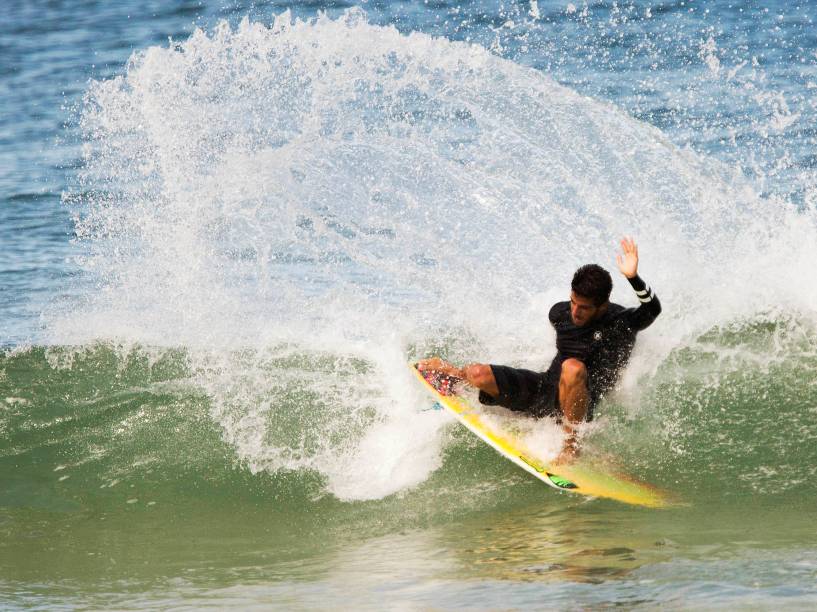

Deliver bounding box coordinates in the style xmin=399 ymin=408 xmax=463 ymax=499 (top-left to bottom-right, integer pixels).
xmin=546 ymin=473 xmax=578 ymax=489
xmin=519 ymin=455 xmax=577 ymax=489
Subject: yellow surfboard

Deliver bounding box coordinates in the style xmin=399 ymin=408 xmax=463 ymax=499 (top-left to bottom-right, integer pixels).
xmin=411 ymin=363 xmax=671 ymax=508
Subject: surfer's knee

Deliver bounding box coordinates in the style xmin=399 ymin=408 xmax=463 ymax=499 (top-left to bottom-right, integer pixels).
xmin=465 ymin=363 xmax=494 ymax=387
xmin=465 ymin=363 xmax=500 ymax=398
xmin=560 ymin=359 xmax=587 ymax=386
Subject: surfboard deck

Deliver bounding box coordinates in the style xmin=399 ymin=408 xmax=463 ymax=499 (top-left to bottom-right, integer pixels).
xmin=411 ymin=363 xmax=670 ymax=508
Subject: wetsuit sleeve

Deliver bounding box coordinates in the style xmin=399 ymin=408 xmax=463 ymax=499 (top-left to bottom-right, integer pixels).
xmin=548 ymin=302 xmax=563 ymax=327
xmin=624 ymin=274 xmax=661 ymax=331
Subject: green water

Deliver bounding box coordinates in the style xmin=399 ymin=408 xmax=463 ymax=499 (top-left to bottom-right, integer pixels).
xmin=2 ymin=322 xmax=817 ymax=608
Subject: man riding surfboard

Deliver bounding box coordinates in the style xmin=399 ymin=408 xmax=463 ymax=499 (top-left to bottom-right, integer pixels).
xmin=418 ymin=237 xmax=661 ymax=463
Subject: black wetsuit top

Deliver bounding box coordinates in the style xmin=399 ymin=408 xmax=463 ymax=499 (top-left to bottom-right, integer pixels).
xmin=546 ymin=274 xmax=661 ymax=417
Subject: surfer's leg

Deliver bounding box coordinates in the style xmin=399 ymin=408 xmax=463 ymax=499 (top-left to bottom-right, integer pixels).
xmin=418 ymin=358 xmax=499 ymax=397
xmin=555 ymin=359 xmax=588 ymax=462
xmin=558 ymin=358 xmax=588 ymax=423
xmin=463 ymin=364 xmax=499 ymax=398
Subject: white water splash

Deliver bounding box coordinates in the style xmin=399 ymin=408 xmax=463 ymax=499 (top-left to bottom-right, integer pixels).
xmin=59 ymin=10 xmax=817 ymax=500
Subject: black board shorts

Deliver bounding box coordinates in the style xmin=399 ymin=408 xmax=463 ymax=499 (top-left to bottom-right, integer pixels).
xmin=478 ymin=364 xmax=561 ymax=419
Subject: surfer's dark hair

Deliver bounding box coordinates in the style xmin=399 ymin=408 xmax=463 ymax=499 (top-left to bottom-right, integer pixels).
xmin=572 ymin=264 xmax=612 ymax=306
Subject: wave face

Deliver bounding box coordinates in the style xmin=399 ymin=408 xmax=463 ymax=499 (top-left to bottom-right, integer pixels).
xmin=5 ymin=317 xmax=817 ymax=507
xmin=29 ymin=10 xmax=814 ymax=507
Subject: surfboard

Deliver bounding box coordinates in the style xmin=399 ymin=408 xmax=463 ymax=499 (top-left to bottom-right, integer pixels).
xmin=411 ymin=363 xmax=670 ymax=508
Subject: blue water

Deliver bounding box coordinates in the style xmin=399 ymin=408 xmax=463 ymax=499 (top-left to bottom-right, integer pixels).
xmin=3 ymin=1 xmax=817 ymax=608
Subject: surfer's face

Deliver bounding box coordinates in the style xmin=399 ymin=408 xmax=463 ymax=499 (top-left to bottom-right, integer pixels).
xmin=570 ymin=292 xmax=605 ymax=326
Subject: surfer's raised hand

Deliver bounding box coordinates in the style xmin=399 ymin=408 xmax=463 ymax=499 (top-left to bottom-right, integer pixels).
xmin=615 ymin=236 xmax=639 ymax=279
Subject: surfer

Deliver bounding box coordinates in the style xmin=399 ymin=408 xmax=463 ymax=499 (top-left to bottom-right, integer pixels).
xmin=418 ymin=237 xmax=661 ymax=463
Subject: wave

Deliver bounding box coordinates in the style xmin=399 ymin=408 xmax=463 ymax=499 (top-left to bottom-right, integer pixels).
xmin=18 ymin=10 xmax=817 ymax=509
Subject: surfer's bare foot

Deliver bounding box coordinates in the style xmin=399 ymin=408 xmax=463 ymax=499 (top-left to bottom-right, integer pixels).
xmin=554 ymin=444 xmax=580 ymax=465
xmin=554 ymin=427 xmax=581 ymax=465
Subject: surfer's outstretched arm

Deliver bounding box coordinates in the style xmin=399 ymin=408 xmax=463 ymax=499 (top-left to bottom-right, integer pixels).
xmin=417 ymin=358 xmax=499 ymax=397
xmin=616 ymin=236 xmax=662 ymax=329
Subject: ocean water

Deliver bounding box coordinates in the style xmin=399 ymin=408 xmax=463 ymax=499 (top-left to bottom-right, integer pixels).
xmin=2 ymin=0 xmax=817 ymax=608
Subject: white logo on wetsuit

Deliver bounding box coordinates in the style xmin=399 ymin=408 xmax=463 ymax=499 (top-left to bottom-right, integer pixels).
xmin=593 ymin=331 xmax=603 ymax=341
